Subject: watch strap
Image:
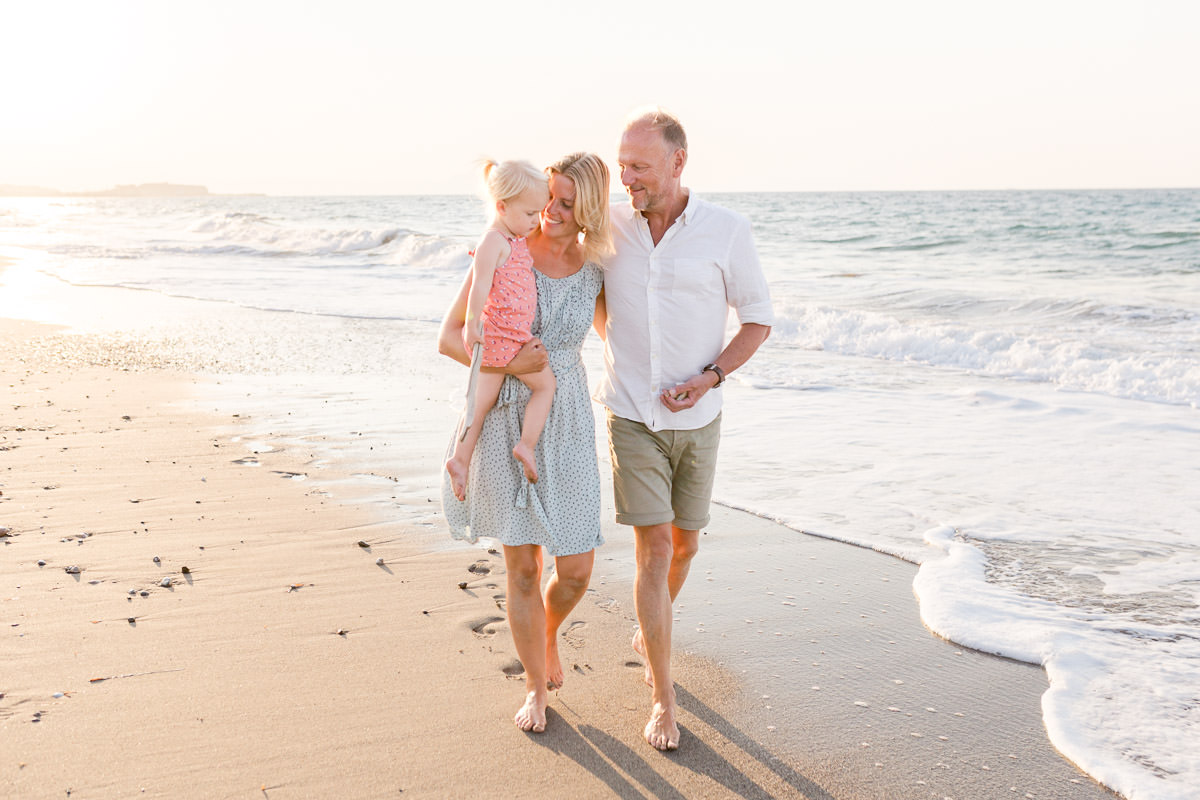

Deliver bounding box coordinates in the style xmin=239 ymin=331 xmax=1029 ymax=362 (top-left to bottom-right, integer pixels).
xmin=702 ymin=363 xmax=725 ymax=387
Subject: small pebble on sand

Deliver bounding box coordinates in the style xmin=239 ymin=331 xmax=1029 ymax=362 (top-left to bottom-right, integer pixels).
xmin=65 ymin=565 xmax=81 ymax=574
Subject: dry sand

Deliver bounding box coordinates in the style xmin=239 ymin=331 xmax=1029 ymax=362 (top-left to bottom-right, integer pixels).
xmin=0 ymin=314 xmax=1120 ymax=799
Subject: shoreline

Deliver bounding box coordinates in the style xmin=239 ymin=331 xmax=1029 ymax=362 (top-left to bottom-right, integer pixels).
xmin=0 ymin=307 xmax=1121 ymax=798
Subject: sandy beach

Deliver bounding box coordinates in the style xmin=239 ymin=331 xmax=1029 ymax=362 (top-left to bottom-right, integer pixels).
xmin=1 ymin=304 xmax=1120 ymax=798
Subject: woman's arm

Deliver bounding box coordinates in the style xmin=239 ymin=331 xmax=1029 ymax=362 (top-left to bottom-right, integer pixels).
xmin=592 ymin=287 xmax=608 ymax=341
xmin=437 ymin=270 xmax=473 ymax=367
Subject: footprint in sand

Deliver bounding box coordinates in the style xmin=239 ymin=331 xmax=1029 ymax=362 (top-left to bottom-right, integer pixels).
xmin=500 ymin=659 xmax=524 ymax=677
xmin=467 ymin=615 xmax=506 ymax=638
xmin=467 ymin=560 xmax=491 ymax=576
xmin=561 ymin=620 xmax=587 ymax=649
xmin=492 ymin=593 xmax=506 ymax=612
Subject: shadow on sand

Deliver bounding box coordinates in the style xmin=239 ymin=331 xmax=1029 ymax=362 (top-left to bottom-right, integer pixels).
xmin=527 ymin=684 xmax=836 ymax=799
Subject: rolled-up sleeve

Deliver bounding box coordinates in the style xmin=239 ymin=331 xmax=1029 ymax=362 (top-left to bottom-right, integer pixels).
xmin=723 ymin=214 xmax=775 ymax=326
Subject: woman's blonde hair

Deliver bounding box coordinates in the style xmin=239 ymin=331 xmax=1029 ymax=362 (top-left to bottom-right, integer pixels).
xmin=481 ymin=159 xmax=547 ymax=205
xmin=547 ymin=152 xmax=614 ymax=264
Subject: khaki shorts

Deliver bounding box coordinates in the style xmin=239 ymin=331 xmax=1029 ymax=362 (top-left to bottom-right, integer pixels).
xmin=606 ymin=411 xmax=721 ymax=530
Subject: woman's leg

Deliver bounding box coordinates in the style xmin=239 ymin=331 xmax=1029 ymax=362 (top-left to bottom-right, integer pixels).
xmin=543 ymin=549 xmax=595 ymax=690
xmin=503 ymin=543 xmax=549 ymax=732
xmin=445 ymin=371 xmax=505 ymax=501
xmin=512 ymin=366 xmax=555 ymax=483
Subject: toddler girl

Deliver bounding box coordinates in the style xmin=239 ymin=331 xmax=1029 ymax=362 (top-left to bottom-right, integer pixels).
xmin=445 ymin=159 xmax=554 ymax=501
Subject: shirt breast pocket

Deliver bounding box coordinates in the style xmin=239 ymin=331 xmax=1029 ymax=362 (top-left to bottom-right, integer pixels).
xmin=668 ymin=258 xmax=723 ymax=299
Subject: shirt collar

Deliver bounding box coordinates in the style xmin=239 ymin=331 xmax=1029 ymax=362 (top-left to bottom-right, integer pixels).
xmin=630 ymin=189 xmax=696 ymax=227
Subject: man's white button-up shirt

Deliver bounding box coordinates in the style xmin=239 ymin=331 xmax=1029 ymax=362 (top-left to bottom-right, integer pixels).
xmin=596 ymin=194 xmax=775 ymax=432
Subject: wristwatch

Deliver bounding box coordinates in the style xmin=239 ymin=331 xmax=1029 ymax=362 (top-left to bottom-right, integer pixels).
xmin=702 ymin=363 xmax=725 ymax=387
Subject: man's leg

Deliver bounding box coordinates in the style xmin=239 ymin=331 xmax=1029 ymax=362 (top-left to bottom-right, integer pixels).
xmin=634 ymin=522 xmax=681 ymax=750
xmin=632 ymin=524 xmax=700 ymax=687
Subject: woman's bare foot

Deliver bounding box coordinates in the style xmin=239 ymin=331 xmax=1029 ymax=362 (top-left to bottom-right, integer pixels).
xmin=514 ymin=688 xmax=548 ymax=733
xmin=546 ymin=636 xmax=565 ymax=690
xmin=445 ymin=457 xmax=468 ymax=501
xmin=644 ymin=701 xmax=680 ymax=750
xmin=512 ymin=443 xmax=538 ymax=483
xmin=631 ymin=628 xmax=654 ymax=687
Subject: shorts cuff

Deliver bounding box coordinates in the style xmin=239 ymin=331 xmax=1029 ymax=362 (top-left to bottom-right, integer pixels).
xmin=614 ymin=511 xmax=675 ymax=527
xmin=672 ymin=515 xmax=710 ymax=532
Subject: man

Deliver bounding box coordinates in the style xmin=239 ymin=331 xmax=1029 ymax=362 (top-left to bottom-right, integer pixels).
xmin=597 ymin=108 xmax=774 ymax=751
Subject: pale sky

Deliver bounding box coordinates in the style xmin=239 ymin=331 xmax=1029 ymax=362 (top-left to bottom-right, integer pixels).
xmin=2 ymin=0 xmax=1197 ymax=195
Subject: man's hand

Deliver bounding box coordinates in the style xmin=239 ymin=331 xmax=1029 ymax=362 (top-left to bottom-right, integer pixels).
xmin=481 ymin=337 xmax=548 ymax=375
xmin=659 ymin=370 xmax=720 ymax=412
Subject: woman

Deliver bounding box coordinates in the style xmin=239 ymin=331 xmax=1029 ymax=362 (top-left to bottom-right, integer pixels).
xmin=439 ymin=152 xmax=612 ymax=733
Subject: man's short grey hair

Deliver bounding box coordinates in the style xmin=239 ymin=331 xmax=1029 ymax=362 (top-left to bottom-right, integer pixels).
xmin=625 ymin=106 xmax=688 ymax=153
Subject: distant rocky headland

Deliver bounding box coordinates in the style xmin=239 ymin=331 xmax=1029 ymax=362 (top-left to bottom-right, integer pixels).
xmin=0 ymin=183 xmax=258 ymax=198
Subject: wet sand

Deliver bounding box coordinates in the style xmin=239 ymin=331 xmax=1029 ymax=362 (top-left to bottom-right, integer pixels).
xmin=0 ymin=307 xmax=1120 ymax=798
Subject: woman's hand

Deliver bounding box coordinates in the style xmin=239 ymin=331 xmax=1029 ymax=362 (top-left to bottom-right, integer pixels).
xmin=463 ymin=323 xmax=484 ymax=351
xmin=481 ymin=337 xmax=547 ymax=374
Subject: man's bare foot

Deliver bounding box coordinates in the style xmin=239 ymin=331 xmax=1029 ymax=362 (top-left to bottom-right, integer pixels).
xmin=514 ymin=688 xmax=548 ymax=733
xmin=631 ymin=628 xmax=653 ymax=687
xmin=512 ymin=443 xmax=538 ymax=483
xmin=546 ymin=637 xmax=565 ymax=691
xmin=445 ymin=457 xmax=468 ymax=501
xmin=644 ymin=702 xmax=680 ymax=751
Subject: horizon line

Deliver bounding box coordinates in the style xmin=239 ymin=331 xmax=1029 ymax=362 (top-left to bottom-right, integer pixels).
xmin=4 ymin=184 xmax=1200 ymax=199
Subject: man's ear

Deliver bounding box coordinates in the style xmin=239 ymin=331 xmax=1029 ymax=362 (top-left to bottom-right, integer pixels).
xmin=672 ymin=148 xmax=687 ymax=178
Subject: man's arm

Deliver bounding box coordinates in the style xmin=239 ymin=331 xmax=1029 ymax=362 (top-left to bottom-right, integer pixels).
xmin=659 ymin=322 xmax=771 ymax=412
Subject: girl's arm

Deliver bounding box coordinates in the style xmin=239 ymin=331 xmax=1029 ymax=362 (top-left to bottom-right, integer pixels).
xmin=462 ymin=231 xmax=507 ymax=349
xmin=438 ymin=234 xmax=548 ymax=372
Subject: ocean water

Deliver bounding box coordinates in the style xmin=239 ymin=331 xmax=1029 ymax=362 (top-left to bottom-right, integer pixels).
xmin=2 ymin=189 xmax=1198 ymax=799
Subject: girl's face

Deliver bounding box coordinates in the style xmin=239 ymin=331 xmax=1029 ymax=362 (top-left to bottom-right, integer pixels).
xmin=498 ymin=187 xmax=548 ymax=237
xmin=540 ymin=173 xmax=580 ymax=239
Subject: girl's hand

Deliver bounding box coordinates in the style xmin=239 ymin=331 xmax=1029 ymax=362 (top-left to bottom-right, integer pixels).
xmin=463 ymin=324 xmax=484 ymax=351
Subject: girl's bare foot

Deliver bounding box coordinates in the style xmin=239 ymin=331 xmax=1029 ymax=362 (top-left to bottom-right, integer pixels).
xmin=632 ymin=628 xmax=654 ymax=687
xmin=546 ymin=637 xmax=565 ymax=691
xmin=512 ymin=443 xmax=538 ymax=484
xmin=644 ymin=701 xmax=680 ymax=750
xmin=445 ymin=457 xmax=468 ymax=501
xmin=514 ymin=688 xmax=548 ymax=733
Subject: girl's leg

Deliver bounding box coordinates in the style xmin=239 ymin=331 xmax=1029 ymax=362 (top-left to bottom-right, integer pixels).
xmin=512 ymin=366 xmax=556 ymax=483
xmin=543 ymin=549 xmax=595 ymax=690
xmin=445 ymin=371 xmax=505 ymax=501
xmin=503 ymin=544 xmax=549 ymax=732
